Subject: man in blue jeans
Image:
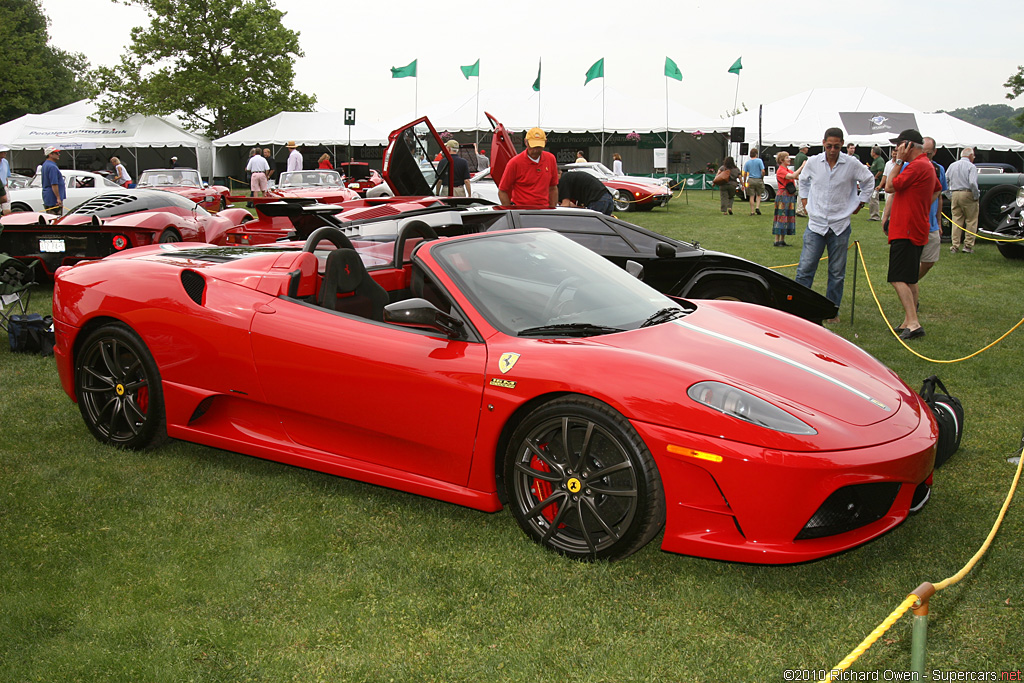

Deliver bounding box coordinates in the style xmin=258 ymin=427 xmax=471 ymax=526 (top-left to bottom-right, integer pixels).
xmin=795 ymin=127 xmax=874 ymax=322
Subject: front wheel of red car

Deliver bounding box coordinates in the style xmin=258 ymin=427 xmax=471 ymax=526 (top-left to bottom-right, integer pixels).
xmin=504 ymin=396 xmax=665 ymax=561
xmin=612 ymin=190 xmax=631 ymax=212
xmin=75 ymin=324 xmax=167 ymax=450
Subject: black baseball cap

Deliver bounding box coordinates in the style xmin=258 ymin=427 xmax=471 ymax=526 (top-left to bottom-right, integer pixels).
xmin=890 ymin=129 xmax=924 ymax=145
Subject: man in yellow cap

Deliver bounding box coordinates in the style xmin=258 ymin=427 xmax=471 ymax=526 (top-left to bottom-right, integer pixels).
xmin=497 ymin=127 xmax=559 ymax=208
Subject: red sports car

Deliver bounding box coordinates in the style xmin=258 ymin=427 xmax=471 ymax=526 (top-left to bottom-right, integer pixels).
xmin=53 ymin=224 xmax=936 ymax=563
xmin=135 ymin=169 xmax=232 ymax=212
xmin=337 ymin=162 xmax=388 ymax=197
xmin=270 ymin=170 xmax=361 ymax=203
xmin=0 ymin=189 xmax=253 ymax=277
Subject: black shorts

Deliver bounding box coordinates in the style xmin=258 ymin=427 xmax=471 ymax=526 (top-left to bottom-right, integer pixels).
xmin=887 ymin=239 xmax=924 ymax=284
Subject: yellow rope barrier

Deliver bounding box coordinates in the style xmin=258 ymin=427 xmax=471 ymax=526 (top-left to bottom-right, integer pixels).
xmin=828 ymin=443 xmax=1023 ymax=675
xmin=853 ymin=242 xmax=1024 ymax=363
xmin=942 ymin=211 xmax=1024 ymax=243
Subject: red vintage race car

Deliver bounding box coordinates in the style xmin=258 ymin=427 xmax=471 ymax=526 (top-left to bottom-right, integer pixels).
xmin=270 ymin=170 xmax=361 ymax=203
xmin=0 ymin=189 xmax=253 ymax=277
xmin=559 ymin=163 xmax=673 ymax=212
xmin=135 ymin=168 xmax=231 ymax=212
xmin=53 ymin=223 xmax=936 ymax=563
xmin=337 ymin=162 xmax=389 ymax=197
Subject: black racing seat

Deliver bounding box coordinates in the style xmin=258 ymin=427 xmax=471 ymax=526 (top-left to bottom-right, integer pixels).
xmin=318 ymin=248 xmax=388 ymax=321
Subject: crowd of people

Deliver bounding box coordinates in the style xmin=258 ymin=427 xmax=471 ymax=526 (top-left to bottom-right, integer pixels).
xmin=763 ymin=126 xmax=978 ymax=341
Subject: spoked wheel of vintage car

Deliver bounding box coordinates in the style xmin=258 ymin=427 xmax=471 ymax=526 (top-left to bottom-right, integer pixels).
xmin=75 ymin=324 xmax=167 ymax=449
xmin=504 ymin=396 xmax=665 ymax=561
xmin=612 ymin=190 xmax=631 ymax=212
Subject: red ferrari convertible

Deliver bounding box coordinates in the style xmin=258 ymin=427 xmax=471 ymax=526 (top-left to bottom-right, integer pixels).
xmin=0 ymin=189 xmax=253 ymax=277
xmin=135 ymin=169 xmax=232 ymax=212
xmin=52 ymin=224 xmax=936 ymax=563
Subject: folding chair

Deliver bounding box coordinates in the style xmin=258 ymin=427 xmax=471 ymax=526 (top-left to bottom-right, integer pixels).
xmin=0 ymin=254 xmax=37 ymax=333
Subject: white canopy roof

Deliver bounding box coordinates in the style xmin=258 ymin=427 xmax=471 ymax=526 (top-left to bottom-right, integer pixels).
xmin=731 ymin=88 xmax=1024 ymax=152
xmin=212 ymin=111 xmax=391 ymax=148
xmin=402 ymin=86 xmax=732 ymax=135
xmin=0 ymin=100 xmax=209 ymax=150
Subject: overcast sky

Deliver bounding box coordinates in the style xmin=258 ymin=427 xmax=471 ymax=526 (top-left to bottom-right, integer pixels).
xmin=39 ymin=0 xmax=1024 ymax=127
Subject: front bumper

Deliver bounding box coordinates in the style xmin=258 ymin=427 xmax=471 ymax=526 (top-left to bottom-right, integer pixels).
xmin=634 ymin=415 xmax=936 ymax=564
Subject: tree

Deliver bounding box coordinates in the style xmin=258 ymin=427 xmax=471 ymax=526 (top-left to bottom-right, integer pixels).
xmin=0 ymin=0 xmax=96 ymax=122
xmin=1004 ymin=66 xmax=1024 ymax=132
xmin=94 ymin=0 xmax=315 ymax=138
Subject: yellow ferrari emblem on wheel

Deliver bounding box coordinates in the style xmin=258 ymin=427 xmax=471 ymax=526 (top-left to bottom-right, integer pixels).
xmin=115 ymin=384 xmax=125 ymax=396
xmin=567 ymin=478 xmax=582 ymax=493
xmin=498 ymin=352 xmax=521 ymax=374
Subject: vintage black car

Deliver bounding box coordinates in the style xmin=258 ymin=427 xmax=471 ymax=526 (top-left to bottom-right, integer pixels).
xmin=978 ymin=186 xmax=1024 ymax=259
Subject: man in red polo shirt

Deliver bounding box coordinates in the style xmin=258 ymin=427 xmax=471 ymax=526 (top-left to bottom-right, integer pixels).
xmin=498 ymin=127 xmax=559 ymax=208
xmin=884 ymin=129 xmax=942 ymax=341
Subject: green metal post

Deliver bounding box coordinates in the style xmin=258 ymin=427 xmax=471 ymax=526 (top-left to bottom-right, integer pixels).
xmin=911 ymin=612 xmax=928 ymax=674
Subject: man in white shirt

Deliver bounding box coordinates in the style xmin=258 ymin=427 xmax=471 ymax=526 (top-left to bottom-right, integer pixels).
xmin=946 ymin=147 xmax=980 ymax=254
xmin=246 ymin=147 xmax=271 ymax=197
xmin=287 ymin=141 xmax=302 ymax=172
xmin=795 ymin=127 xmax=875 ymax=321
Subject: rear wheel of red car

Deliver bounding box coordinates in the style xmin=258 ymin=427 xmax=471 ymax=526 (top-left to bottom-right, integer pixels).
xmin=159 ymin=228 xmax=181 ymax=243
xmin=504 ymin=396 xmax=665 ymax=561
xmin=612 ymin=190 xmax=632 ymax=212
xmin=219 ymin=195 xmax=228 ymax=211
xmin=75 ymin=323 xmax=167 ymax=450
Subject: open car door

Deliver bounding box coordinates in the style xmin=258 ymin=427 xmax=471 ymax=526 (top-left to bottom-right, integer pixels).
xmin=382 ymin=117 xmax=453 ymax=197
xmin=484 ymin=112 xmax=518 ymax=186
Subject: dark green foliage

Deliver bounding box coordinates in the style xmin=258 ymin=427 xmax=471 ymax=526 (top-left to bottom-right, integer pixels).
xmin=0 ymin=0 xmax=96 ymax=121
xmin=941 ymin=102 xmax=1024 ymax=142
xmin=92 ymin=0 xmax=316 ymax=138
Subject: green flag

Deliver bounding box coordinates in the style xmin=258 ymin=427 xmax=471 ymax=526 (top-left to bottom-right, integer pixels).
xmin=391 ymin=59 xmax=417 ymax=78
xmin=584 ymin=58 xmax=604 ymax=85
xmin=664 ymin=56 xmax=682 ymax=81
xmin=727 ymin=57 xmax=742 ymax=75
xmin=460 ymin=59 xmax=479 ymax=80
xmin=532 ymin=60 xmax=541 ymax=92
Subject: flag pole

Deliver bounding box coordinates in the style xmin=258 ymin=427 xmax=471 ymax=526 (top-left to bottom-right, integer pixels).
xmin=601 ymin=79 xmax=606 ymax=164
xmin=665 ymin=74 xmax=670 ymax=167
xmin=475 ymin=71 xmax=480 ymax=150
xmin=731 ymin=74 xmax=740 ymax=129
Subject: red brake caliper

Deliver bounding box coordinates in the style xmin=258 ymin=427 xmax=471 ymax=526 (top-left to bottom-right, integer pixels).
xmin=529 ymin=442 xmax=560 ymax=524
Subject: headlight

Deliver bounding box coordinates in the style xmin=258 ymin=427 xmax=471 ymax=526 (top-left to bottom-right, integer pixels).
xmin=1015 ymin=187 xmax=1024 ymax=207
xmin=687 ymin=381 xmax=817 ymax=435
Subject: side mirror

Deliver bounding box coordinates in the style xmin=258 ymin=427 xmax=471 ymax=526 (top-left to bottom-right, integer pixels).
xmin=384 ymin=298 xmax=465 ymax=338
xmin=655 ymin=242 xmax=676 ymax=259
xmin=625 ymin=260 xmax=644 ymax=280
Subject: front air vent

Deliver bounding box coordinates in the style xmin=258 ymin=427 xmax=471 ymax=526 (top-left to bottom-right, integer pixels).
xmin=180 ymin=270 xmax=206 ymax=305
xmin=795 ymin=482 xmax=900 ymax=540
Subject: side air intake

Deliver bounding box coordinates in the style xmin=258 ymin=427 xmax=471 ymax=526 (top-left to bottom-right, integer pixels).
xmin=180 ymin=270 xmax=206 ymax=305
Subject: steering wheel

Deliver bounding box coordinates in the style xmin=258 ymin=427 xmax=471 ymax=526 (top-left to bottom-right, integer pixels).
xmin=302 ymin=226 xmax=355 ymax=253
xmin=394 ymin=219 xmax=438 ymax=265
xmin=542 ymin=276 xmax=584 ymax=320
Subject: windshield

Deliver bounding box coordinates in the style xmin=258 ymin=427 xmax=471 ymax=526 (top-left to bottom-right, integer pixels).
xmin=278 ymin=170 xmax=344 ymax=188
xmin=29 ymin=171 xmax=119 ymax=189
xmin=137 ymin=170 xmax=202 ymax=187
xmin=431 ymin=230 xmax=676 ymax=336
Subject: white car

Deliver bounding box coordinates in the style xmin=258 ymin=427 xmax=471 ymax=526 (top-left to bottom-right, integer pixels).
xmin=469 ymin=167 xmax=501 ymax=203
xmin=570 ymin=162 xmax=673 ymax=189
xmin=9 ymin=170 xmax=121 ymax=213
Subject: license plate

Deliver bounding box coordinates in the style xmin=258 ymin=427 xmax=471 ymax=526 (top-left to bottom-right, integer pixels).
xmin=39 ymin=239 xmax=65 ymax=253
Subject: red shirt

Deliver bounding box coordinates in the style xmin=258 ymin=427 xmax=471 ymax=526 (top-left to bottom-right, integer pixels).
xmin=776 ymin=165 xmax=793 ymax=191
xmin=319 ymin=160 xmax=333 ymax=170
xmin=889 ymin=154 xmax=941 ymax=246
xmin=498 ymin=150 xmax=559 ymax=207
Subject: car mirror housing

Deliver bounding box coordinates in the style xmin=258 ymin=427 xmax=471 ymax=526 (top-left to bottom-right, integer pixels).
xmin=625 ymin=260 xmax=644 ymax=280
xmin=655 ymin=242 xmax=676 ymax=259
xmin=384 ymin=298 xmax=465 ymax=339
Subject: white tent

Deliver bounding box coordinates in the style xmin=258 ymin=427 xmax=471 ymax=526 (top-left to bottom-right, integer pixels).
xmin=0 ymin=100 xmax=213 ymax=178
xmin=405 ymin=86 xmax=732 ymax=135
xmin=731 ymin=87 xmax=1024 ymax=152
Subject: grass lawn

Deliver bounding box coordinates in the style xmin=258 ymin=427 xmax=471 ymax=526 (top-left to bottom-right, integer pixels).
xmin=1 ymin=190 xmax=1022 ymax=681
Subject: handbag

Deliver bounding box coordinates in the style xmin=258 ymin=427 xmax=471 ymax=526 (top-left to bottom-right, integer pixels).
xmin=713 ymin=168 xmax=731 ymax=186
xmin=919 ymin=375 xmax=965 ymax=468
xmin=7 ymin=314 xmax=55 ymax=356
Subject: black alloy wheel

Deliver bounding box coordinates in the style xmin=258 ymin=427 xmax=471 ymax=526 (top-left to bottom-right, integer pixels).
xmin=75 ymin=324 xmax=167 ymax=449
xmin=158 ymin=228 xmax=181 ymax=243
xmin=504 ymin=396 xmax=665 ymax=561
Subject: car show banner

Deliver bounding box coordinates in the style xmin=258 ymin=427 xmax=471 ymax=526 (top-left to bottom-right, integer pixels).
xmin=839 ymin=112 xmax=919 ymax=136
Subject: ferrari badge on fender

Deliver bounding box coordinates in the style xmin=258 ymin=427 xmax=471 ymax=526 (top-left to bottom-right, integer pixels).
xmin=498 ymin=352 xmax=520 ymax=374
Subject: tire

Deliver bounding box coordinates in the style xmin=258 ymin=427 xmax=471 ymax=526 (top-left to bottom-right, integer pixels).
xmin=612 ymin=190 xmax=631 ymax=212
xmin=689 ymin=279 xmax=768 ymax=305
xmin=980 ymin=184 xmax=1019 ymax=231
xmin=11 ymin=202 xmax=31 ymax=213
xmin=761 ymin=186 xmax=775 ymax=202
xmin=75 ymin=323 xmax=167 ymax=450
xmin=219 ymin=195 xmax=228 ymax=211
xmin=503 ymin=396 xmax=665 ymax=561
xmin=159 ymin=228 xmax=181 ymax=243
xmin=996 ymin=241 xmax=1024 ymax=260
